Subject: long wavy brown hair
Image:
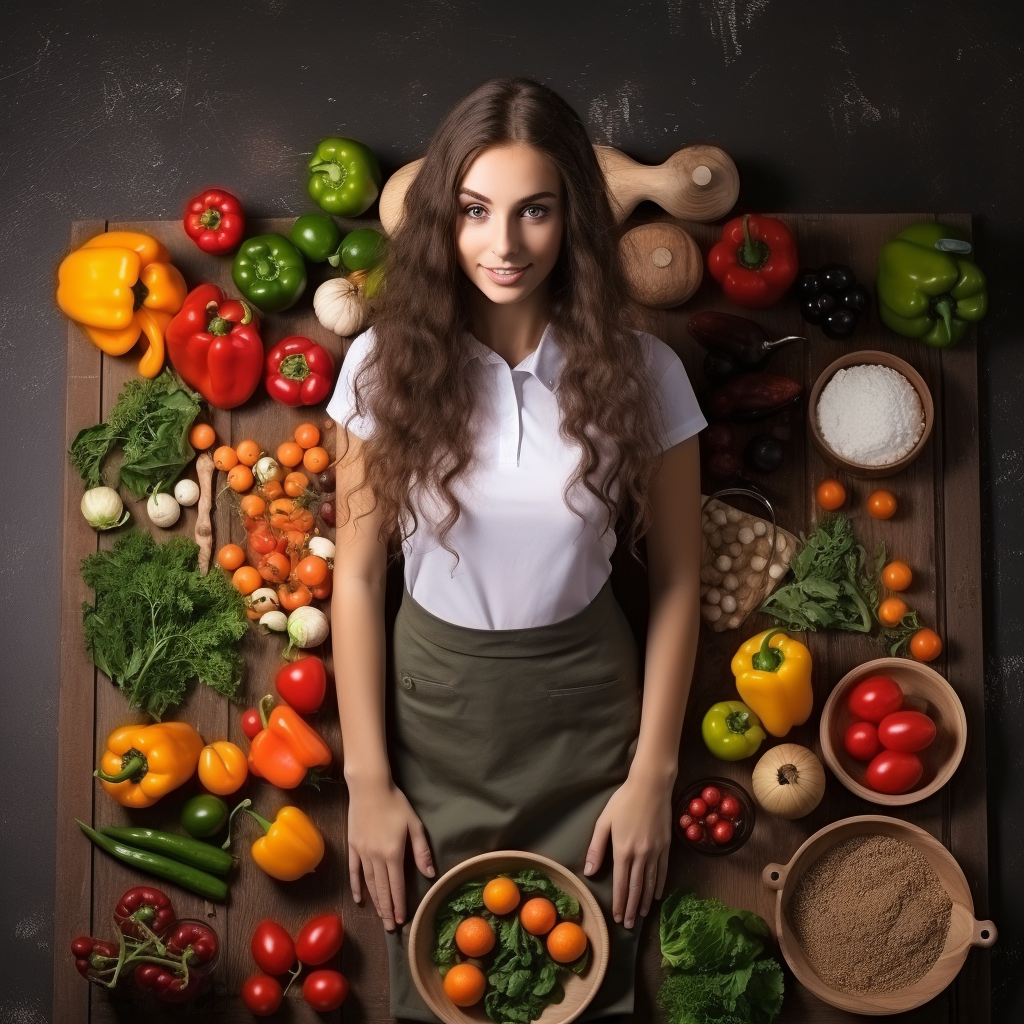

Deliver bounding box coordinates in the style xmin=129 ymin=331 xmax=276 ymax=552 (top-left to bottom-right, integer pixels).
xmin=342 ymin=77 xmax=663 ymax=558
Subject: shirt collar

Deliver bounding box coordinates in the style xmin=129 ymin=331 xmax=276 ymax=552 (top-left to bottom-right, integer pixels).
xmin=462 ymin=323 xmax=563 ymax=393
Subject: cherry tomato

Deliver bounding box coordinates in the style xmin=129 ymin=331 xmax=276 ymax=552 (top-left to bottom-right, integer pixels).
xmin=302 ymin=969 xmax=349 ymax=1011
xmin=213 ymin=445 xmax=238 ymax=471
xmin=249 ymin=527 xmax=278 ymax=556
xmin=278 ymin=581 xmax=313 ymax=611
xmin=718 ymin=794 xmax=741 ymax=820
xmin=711 ymin=820 xmax=735 ymax=844
xmin=816 ymin=478 xmax=846 ymax=510
xmin=277 ymin=441 xmax=304 ymax=468
xmin=700 ymin=786 xmax=721 ymax=807
xmin=878 ymin=710 xmax=936 ymax=753
xmin=258 ymin=551 xmax=291 ymax=583
xmin=217 ymin=543 xmax=246 ymax=571
xmin=227 ymin=464 xmax=254 ymax=493
xmin=882 ymin=559 xmax=913 ymax=591
xmin=878 ymin=596 xmax=908 ymax=627
xmin=296 ymin=555 xmax=329 ymax=587
xmin=843 ymin=720 xmax=882 ymax=761
xmin=295 ymin=912 xmax=344 ymax=965
xmin=302 ymin=446 xmax=331 ymax=474
xmin=685 ymin=823 xmax=704 ymax=843
xmin=241 ymin=973 xmax=283 ymax=1016
xmin=231 ymin=565 xmax=262 ymax=596
xmin=189 ymin=423 xmax=216 ymax=450
xmin=236 ymin=439 xmax=261 ymax=466
xmin=275 ymin=656 xmax=328 ymax=714
xmin=688 ymin=798 xmax=708 ymax=818
xmin=241 ymin=708 xmax=263 ymax=740
xmin=250 ymin=919 xmax=296 ymax=976
xmin=294 ymin=422 xmax=321 ymax=449
xmin=846 ymin=675 xmax=903 ymax=723
xmin=910 ymin=628 xmax=943 ymax=662
xmin=284 ymin=471 xmax=310 ymax=497
xmin=865 ymin=749 xmax=923 ymax=794
xmin=240 ymin=493 xmax=267 ymax=518
xmin=311 ymin=577 xmax=333 ymax=600
xmin=866 ymin=489 xmax=898 ymax=519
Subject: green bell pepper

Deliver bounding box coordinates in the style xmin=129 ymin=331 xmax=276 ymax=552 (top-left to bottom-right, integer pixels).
xmin=701 ymin=700 xmax=767 ymax=761
xmin=232 ymin=233 xmax=307 ymax=313
xmin=290 ymin=214 xmax=342 ymax=264
xmin=877 ymin=222 xmax=988 ymax=347
xmin=307 ymin=137 xmax=382 ymax=217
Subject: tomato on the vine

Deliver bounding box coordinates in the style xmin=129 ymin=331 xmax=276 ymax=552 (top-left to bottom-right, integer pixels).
xmin=250 ymin=919 xmax=296 ymax=976
xmin=295 ymin=912 xmax=344 ymax=965
xmin=241 ymin=973 xmax=283 ymax=1016
xmin=303 ymin=969 xmax=349 ymax=1011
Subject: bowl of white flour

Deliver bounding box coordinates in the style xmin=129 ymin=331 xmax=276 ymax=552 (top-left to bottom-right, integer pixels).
xmin=808 ymin=351 xmax=933 ymax=477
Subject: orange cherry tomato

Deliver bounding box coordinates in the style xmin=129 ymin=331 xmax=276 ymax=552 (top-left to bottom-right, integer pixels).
xmin=231 ymin=565 xmax=262 ymax=595
xmin=259 ymin=551 xmax=292 ymax=583
xmin=277 ymin=441 xmax=304 ymax=468
xmin=249 ymin=527 xmax=278 ymax=556
xmin=866 ymin=489 xmax=898 ymax=520
xmin=882 ymin=560 xmax=913 ymax=591
xmin=910 ymin=628 xmax=943 ymax=662
xmin=227 ymin=464 xmax=255 ymax=493
xmin=217 ymin=543 xmax=246 ymax=571
xmin=240 ymin=494 xmax=267 ymax=518
xmin=213 ymin=445 xmax=238 ymax=472
xmin=235 ymin=439 xmax=261 ymax=466
xmin=302 ymin=446 xmax=330 ymax=473
xmin=294 ymin=422 xmax=321 ymax=449
xmin=284 ymin=471 xmax=310 ymax=498
xmin=278 ymin=582 xmax=313 ymax=611
xmin=261 ymin=480 xmax=284 ymax=501
xmin=189 ymin=423 xmax=216 ymax=450
xmin=311 ymin=577 xmax=333 ymax=600
xmin=877 ymin=596 xmax=908 ymax=626
xmin=296 ymin=555 xmax=329 ymax=587
xmin=816 ymin=478 xmax=846 ymax=511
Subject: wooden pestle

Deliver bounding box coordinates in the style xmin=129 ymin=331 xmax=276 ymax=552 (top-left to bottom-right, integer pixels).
xmin=378 ymin=144 xmax=739 ymax=236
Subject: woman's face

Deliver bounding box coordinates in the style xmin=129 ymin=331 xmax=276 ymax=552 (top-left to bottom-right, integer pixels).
xmin=455 ymin=143 xmax=564 ymax=306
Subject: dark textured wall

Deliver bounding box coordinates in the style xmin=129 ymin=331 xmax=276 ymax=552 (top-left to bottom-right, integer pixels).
xmin=1 ymin=1 xmax=1020 ymax=1019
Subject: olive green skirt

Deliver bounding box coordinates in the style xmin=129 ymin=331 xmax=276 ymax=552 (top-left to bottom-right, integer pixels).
xmin=385 ymin=582 xmax=643 ymax=1021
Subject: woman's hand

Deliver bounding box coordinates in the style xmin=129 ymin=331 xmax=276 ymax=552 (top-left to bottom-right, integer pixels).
xmin=347 ymin=777 xmax=435 ymax=931
xmin=583 ymin=768 xmax=673 ymax=929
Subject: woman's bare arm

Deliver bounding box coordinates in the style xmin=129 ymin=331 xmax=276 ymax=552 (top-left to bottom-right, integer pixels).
xmin=585 ymin=435 xmax=702 ymax=927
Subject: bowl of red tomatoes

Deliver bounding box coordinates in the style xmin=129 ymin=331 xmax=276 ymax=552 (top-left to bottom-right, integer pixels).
xmin=819 ymin=658 xmax=967 ymax=806
xmin=673 ymin=778 xmax=756 ymax=856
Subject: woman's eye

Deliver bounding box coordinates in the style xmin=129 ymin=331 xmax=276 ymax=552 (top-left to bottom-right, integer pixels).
xmin=463 ymin=205 xmax=487 ymax=219
xmin=522 ymin=205 xmax=547 ymax=219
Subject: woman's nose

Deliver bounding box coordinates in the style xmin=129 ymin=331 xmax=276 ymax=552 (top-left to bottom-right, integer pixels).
xmin=491 ymin=213 xmax=519 ymax=261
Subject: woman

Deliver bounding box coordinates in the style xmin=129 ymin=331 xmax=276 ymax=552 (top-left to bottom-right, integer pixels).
xmin=329 ymin=77 xmax=705 ymax=1021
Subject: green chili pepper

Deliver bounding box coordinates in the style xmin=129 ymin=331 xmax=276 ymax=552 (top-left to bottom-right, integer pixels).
xmin=307 ymin=137 xmax=382 ymax=217
xmin=877 ymin=221 xmax=988 ymax=347
xmin=701 ymin=700 xmax=767 ymax=761
xmin=76 ymin=820 xmax=229 ymax=901
xmin=290 ymin=214 xmax=342 ymax=264
xmin=101 ymin=824 xmax=233 ymax=876
xmin=232 ymin=233 xmax=307 ymax=313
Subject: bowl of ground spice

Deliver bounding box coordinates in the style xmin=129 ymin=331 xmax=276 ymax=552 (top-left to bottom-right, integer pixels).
xmin=807 ymin=351 xmax=933 ymax=477
xmin=762 ymin=815 xmax=996 ymax=1013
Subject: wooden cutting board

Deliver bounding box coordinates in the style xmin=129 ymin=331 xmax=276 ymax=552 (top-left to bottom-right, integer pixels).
xmin=54 ymin=213 xmax=989 ymax=1023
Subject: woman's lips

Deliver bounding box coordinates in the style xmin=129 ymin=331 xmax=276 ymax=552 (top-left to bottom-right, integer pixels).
xmin=482 ymin=265 xmax=529 ymax=285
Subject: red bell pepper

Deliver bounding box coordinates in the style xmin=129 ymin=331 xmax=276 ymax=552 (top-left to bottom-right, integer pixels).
xmin=166 ymin=284 xmax=264 ymax=409
xmin=707 ymin=213 xmax=799 ymax=309
xmin=183 ymin=189 xmax=245 ymax=255
xmin=265 ymin=336 xmax=335 ymax=407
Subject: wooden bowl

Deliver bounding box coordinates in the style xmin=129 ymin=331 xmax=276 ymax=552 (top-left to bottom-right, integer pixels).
xmin=763 ymin=815 xmax=996 ymax=1014
xmin=819 ymin=657 xmax=967 ymax=805
xmin=408 ymin=850 xmax=610 ymax=1024
xmin=807 ymin=350 xmax=934 ymax=478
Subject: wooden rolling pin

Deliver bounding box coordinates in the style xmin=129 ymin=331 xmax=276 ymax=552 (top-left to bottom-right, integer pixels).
xmin=377 ymin=143 xmax=739 ymax=236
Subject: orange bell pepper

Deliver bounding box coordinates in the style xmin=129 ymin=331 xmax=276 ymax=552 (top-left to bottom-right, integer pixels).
xmin=197 ymin=740 xmax=249 ymax=795
xmin=56 ymin=231 xmax=187 ymax=377
xmin=94 ymin=721 xmax=204 ymax=808
xmin=247 ymin=696 xmax=332 ymax=789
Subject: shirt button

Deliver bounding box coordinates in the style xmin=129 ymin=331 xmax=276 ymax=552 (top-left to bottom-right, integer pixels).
xmin=401 ymin=675 xmax=413 ymax=689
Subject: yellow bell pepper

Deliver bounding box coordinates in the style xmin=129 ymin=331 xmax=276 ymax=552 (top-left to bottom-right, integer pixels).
xmin=197 ymin=740 xmax=249 ymax=796
xmin=245 ymin=805 xmax=324 ymax=881
xmin=94 ymin=721 xmax=204 ymax=808
xmin=56 ymin=231 xmax=187 ymax=377
xmin=731 ymin=628 xmax=813 ymax=738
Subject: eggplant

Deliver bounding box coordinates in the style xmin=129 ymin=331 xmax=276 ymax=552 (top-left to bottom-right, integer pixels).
xmin=688 ymin=311 xmax=803 ymax=372
xmin=707 ymin=372 xmax=803 ymax=422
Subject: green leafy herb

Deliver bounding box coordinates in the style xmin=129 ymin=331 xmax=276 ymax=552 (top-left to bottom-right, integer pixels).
xmin=81 ymin=530 xmax=248 ymax=719
xmin=69 ymin=369 xmax=201 ymax=498
xmin=658 ymin=893 xmax=784 ymax=1024
xmin=878 ymin=607 xmax=922 ymax=656
xmin=758 ymin=515 xmax=885 ymax=633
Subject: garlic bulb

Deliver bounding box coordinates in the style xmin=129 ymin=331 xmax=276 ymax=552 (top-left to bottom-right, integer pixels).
xmin=253 ymin=456 xmax=284 ymax=486
xmin=308 ymin=536 xmax=336 ymax=561
xmin=314 ymin=277 xmax=370 ymax=337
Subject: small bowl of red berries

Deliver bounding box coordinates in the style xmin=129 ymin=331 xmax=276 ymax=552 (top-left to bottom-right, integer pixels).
xmin=674 ymin=777 xmax=756 ymax=856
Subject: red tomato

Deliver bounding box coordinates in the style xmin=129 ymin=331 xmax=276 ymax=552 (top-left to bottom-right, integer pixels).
xmin=877 ymin=710 xmax=936 ymax=753
xmin=710 ymin=820 xmax=735 ymax=844
xmin=718 ymin=794 xmax=741 ymax=820
xmin=249 ymin=528 xmax=278 ymax=556
xmin=295 ymin=912 xmax=344 ymax=965
xmin=843 ymin=720 xmax=882 ymax=761
xmin=275 ymin=656 xmax=328 ymax=714
xmin=240 ymin=974 xmax=283 ymax=1016
xmin=303 ymin=969 xmax=349 ymax=1011
xmin=688 ymin=798 xmax=708 ymax=818
xmin=700 ymin=786 xmax=721 ymax=807
xmin=865 ymin=750 xmax=923 ymax=794
xmin=846 ymin=675 xmax=903 ymax=723
xmin=240 ymin=708 xmax=263 ymax=740
xmin=250 ymin=920 xmax=296 ymax=976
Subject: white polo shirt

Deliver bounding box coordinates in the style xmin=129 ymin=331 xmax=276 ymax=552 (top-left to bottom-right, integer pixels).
xmin=327 ymin=324 xmax=706 ymax=629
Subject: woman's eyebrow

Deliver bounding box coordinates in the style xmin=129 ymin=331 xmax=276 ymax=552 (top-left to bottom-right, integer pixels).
xmin=459 ymin=188 xmax=558 ymax=204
